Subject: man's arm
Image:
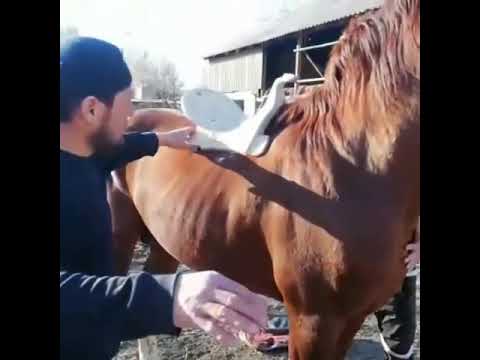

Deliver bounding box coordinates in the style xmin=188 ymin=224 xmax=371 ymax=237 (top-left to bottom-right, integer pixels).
xmin=60 ymin=270 xmax=180 ymax=358
xmin=97 ymin=132 xmax=159 ymax=172
xmin=61 ymin=268 xmax=270 ymax=359
xmin=97 ymin=127 xmax=197 ymax=172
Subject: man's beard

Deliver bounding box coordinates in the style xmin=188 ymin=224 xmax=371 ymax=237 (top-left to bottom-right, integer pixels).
xmin=88 ymin=114 xmax=124 ymax=157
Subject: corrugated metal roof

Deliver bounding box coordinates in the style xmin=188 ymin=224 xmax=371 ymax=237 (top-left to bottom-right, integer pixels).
xmin=203 ymin=0 xmax=384 ymax=59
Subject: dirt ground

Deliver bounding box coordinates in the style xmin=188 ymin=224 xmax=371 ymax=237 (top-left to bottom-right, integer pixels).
xmin=114 ymin=243 xmax=420 ymax=360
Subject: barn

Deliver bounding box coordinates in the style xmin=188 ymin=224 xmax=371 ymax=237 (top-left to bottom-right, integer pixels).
xmin=202 ymin=0 xmax=383 ymax=115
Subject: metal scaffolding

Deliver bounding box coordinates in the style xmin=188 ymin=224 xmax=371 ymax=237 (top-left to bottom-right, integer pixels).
xmin=293 ymin=38 xmax=339 ymax=93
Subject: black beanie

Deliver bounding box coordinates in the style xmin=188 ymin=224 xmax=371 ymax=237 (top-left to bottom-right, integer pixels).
xmin=60 ymin=36 xmax=132 ymax=122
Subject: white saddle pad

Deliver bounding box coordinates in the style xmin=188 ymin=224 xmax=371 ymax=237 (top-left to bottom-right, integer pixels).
xmin=181 ymin=89 xmax=245 ymax=132
xmin=181 ymin=73 xmax=296 ymax=156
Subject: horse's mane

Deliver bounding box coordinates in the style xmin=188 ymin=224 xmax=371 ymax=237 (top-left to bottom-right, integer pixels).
xmin=266 ymin=0 xmax=420 ymax=172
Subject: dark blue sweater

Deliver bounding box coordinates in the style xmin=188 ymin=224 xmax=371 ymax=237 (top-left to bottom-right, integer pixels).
xmin=60 ymin=133 xmax=180 ymax=360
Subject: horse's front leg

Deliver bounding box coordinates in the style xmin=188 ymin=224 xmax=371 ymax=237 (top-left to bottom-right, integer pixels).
xmin=286 ymin=307 xmax=343 ymax=360
xmin=273 ymin=266 xmax=342 ymax=359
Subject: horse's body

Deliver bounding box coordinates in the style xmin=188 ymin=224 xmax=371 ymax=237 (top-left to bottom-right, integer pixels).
xmin=109 ymin=1 xmax=420 ymax=358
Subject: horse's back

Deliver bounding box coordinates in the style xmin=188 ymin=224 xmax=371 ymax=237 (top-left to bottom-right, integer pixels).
xmin=127 ymin=108 xmax=194 ymax=133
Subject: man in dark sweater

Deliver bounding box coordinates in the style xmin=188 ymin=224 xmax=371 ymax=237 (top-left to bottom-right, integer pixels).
xmin=60 ymin=37 xmax=268 ymax=360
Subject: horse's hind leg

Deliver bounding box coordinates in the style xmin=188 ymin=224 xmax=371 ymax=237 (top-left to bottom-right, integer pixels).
xmin=108 ymin=183 xmax=145 ymax=275
xmin=144 ymin=235 xmax=179 ymax=274
xmin=109 ymin=182 xmax=179 ymax=275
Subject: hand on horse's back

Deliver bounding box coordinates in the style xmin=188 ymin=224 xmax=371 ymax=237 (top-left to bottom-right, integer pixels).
xmin=172 ymin=270 xmax=269 ymax=346
xmin=156 ymin=126 xmax=198 ymax=151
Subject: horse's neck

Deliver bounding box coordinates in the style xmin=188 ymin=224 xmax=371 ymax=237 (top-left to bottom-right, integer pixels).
xmin=327 ymin=84 xmax=420 ymax=174
xmin=276 ymin=102 xmax=420 ymax=204
xmin=333 ymin=112 xmax=420 ymax=215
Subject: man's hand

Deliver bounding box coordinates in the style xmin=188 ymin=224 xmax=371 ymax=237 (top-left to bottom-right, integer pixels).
xmin=172 ymin=271 xmax=268 ymax=346
xmin=157 ymin=127 xmax=198 ymax=151
xmin=405 ymin=219 xmax=420 ymax=273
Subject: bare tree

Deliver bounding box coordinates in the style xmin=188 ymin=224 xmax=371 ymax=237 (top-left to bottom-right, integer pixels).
xmin=128 ymin=52 xmax=154 ymax=87
xmin=127 ymin=52 xmax=184 ymax=101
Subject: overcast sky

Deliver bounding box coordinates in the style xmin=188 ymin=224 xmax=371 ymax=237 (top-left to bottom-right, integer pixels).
xmin=60 ymin=0 xmax=312 ymax=88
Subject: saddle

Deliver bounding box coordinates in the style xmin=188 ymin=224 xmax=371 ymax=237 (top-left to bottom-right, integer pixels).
xmin=181 ymin=73 xmax=296 ymax=156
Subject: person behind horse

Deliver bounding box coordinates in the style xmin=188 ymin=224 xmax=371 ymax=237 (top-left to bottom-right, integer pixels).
xmin=59 ymin=36 xmax=268 ymax=360
xmin=375 ymin=218 xmax=419 ymax=360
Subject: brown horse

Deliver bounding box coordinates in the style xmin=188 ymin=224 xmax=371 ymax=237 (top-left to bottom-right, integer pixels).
xmin=109 ymin=0 xmax=420 ymax=358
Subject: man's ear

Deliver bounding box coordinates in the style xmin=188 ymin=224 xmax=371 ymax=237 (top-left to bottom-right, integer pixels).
xmin=79 ymin=96 xmax=107 ymax=128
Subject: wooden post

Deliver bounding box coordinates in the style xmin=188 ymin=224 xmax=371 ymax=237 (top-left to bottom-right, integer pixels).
xmin=261 ymin=44 xmax=268 ymax=97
